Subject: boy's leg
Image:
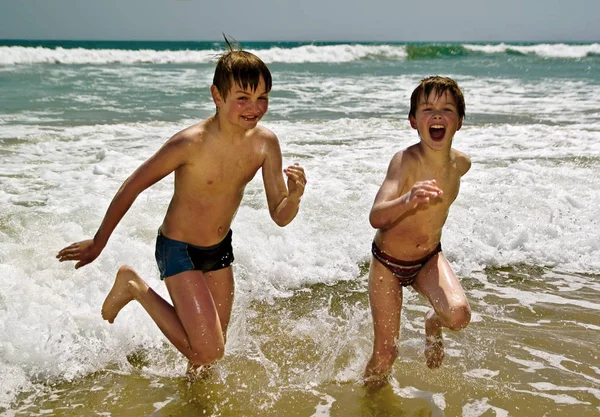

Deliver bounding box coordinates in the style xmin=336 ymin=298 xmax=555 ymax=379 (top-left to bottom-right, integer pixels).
xmin=364 ymin=258 xmax=403 ymax=386
xmin=183 ymin=266 xmax=234 ymax=376
xmin=164 ymin=268 xmax=230 ymax=365
xmin=102 ymin=265 xmax=226 ymax=366
xmin=412 ymin=252 xmax=471 ymax=368
xmin=203 ymin=267 xmax=235 ymax=343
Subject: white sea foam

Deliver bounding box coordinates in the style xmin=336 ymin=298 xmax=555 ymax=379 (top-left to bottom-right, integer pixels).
xmin=505 ymin=355 xmax=547 ymax=373
xmin=251 ymin=44 xmax=408 ymax=63
xmin=1 ymin=46 xmax=599 ymax=413
xmin=463 ymin=398 xmax=509 ymax=417
xmin=390 ymin=380 xmax=446 ymax=416
xmin=309 ymin=391 xmax=336 ymax=417
xmin=0 ymin=44 xmax=408 ymax=66
xmin=0 ymin=46 xmax=220 ymax=65
xmin=4 ymin=42 xmax=596 ymax=67
xmin=0 ymin=115 xmax=598 ymax=286
xmin=464 ymin=369 xmax=500 ymax=379
xmin=512 ymin=389 xmax=590 ymax=405
xmin=529 ymin=382 xmax=600 ymax=402
xmin=464 ymin=42 xmax=600 ymax=58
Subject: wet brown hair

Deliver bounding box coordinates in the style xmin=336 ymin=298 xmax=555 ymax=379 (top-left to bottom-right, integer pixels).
xmin=409 ymin=76 xmax=465 ymax=119
xmin=212 ymin=35 xmax=272 ymax=101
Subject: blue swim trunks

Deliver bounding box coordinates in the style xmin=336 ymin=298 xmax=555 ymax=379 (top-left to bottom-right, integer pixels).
xmin=154 ymin=229 xmax=234 ymax=280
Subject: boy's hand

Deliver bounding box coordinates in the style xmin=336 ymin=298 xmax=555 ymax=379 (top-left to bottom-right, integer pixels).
xmin=283 ymin=163 xmax=307 ymax=201
xmin=56 ymin=239 xmax=103 ymax=269
xmin=406 ymin=180 xmax=443 ymax=208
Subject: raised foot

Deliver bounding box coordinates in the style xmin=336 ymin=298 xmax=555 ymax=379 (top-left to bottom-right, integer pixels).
xmin=186 ymin=361 xmax=213 ymax=381
xmin=424 ymin=308 xmax=445 ymax=369
xmin=425 ymin=336 xmax=444 ymax=369
xmin=101 ymin=266 xmax=139 ymax=323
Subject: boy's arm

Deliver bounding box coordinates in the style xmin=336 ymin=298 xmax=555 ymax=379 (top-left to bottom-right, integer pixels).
xmin=369 ymin=152 xmax=442 ymax=229
xmin=261 ymin=133 xmax=306 ymax=227
xmin=57 ymin=134 xmax=191 ymax=268
xmin=456 ymin=151 xmax=472 ymax=176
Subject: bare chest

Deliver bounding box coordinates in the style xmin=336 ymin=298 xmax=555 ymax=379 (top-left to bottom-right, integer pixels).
xmin=179 ymin=147 xmax=263 ymax=193
xmin=406 ymin=166 xmax=461 ymax=204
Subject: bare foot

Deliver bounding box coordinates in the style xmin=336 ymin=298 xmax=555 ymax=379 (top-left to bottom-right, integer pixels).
xmin=186 ymin=362 xmax=213 ymax=381
xmin=425 ymin=336 xmax=444 ymax=369
xmin=101 ymin=266 xmax=143 ymax=323
xmin=424 ymin=309 xmax=444 ymax=369
xmin=363 ymin=372 xmax=390 ymax=389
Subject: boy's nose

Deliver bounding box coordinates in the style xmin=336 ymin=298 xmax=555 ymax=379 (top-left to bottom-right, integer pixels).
xmin=247 ymin=100 xmax=260 ymax=112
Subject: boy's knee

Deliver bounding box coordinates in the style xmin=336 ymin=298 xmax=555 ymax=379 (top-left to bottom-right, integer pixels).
xmin=446 ymin=303 xmax=471 ymax=331
xmin=117 ymin=264 xmax=136 ymax=277
xmin=189 ymin=348 xmax=224 ymax=366
xmin=188 ymin=341 xmax=225 ymax=366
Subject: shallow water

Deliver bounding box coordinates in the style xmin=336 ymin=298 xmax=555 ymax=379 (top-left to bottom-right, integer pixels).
xmin=6 ymin=267 xmax=599 ymax=417
xmin=1 ymin=40 xmax=599 ymax=416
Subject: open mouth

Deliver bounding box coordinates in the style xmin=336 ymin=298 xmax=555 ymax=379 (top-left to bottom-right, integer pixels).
xmin=242 ymin=115 xmax=259 ymax=122
xmin=429 ymin=125 xmax=446 ymax=141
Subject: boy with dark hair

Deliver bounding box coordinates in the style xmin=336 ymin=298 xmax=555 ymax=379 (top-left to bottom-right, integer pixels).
xmin=57 ymin=38 xmax=306 ymax=371
xmin=364 ymin=76 xmax=471 ymax=385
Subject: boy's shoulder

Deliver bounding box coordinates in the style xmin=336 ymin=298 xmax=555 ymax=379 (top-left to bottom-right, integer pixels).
xmin=451 ymin=148 xmax=471 ymax=175
xmin=393 ymin=144 xmax=423 ymax=165
xmin=169 ymin=119 xmax=279 ymax=153
xmin=383 ymin=145 xmax=421 ymax=176
xmin=250 ymin=123 xmax=278 ymax=142
xmin=404 ymin=143 xmax=423 ymax=158
xmin=246 ymin=124 xmax=280 ymax=154
xmin=169 ymin=120 xmax=210 ymax=145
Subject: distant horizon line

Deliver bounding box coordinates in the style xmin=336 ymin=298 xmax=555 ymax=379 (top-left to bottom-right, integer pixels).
xmin=1 ymin=38 xmax=598 ymax=44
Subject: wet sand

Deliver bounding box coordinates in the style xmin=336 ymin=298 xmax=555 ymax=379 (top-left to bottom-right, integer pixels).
xmin=6 ymin=267 xmax=600 ymax=416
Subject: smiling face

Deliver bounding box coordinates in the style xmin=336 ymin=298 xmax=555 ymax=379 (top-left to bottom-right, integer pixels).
xmin=409 ymin=89 xmax=463 ymax=150
xmin=211 ymin=48 xmax=272 ymax=131
xmin=212 ymin=76 xmax=269 ymax=130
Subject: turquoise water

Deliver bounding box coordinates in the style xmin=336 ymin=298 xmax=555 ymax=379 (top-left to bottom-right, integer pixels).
xmin=1 ymin=40 xmax=599 ymax=416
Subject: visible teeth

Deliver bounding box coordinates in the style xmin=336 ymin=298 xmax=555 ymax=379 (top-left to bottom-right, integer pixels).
xmin=431 ymin=125 xmax=444 ymax=129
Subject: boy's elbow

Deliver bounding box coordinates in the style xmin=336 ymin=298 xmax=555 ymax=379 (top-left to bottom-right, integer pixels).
xmin=118 ymin=177 xmax=143 ymax=200
xmin=270 ymin=201 xmax=299 ymax=227
xmin=273 ymin=217 xmax=289 ymax=227
xmin=271 ymin=211 xmax=292 ymax=227
xmin=369 ymin=213 xmax=384 ymax=229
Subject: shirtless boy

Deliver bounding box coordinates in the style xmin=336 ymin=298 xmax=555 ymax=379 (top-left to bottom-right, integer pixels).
xmin=364 ymin=76 xmax=471 ymax=385
xmin=56 ymin=39 xmax=306 ymax=370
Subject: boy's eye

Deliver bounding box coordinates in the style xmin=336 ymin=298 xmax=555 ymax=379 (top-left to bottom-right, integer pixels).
xmin=259 ymin=96 xmax=268 ymax=101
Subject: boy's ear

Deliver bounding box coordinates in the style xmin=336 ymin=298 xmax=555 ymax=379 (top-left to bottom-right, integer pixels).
xmin=211 ymin=85 xmax=224 ymax=108
xmin=457 ymin=117 xmax=463 ymax=131
xmin=409 ymin=114 xmax=418 ymax=130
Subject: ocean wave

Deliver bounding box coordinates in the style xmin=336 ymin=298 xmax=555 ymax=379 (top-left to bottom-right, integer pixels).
xmin=0 ymin=44 xmax=409 ymax=65
xmin=249 ymin=44 xmax=408 ymax=63
xmin=464 ymin=42 xmax=600 ymax=59
xmin=0 ymin=46 xmax=221 ymax=65
xmin=405 ymin=44 xmax=471 ymax=59
xmin=2 ymin=42 xmax=599 ymax=65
